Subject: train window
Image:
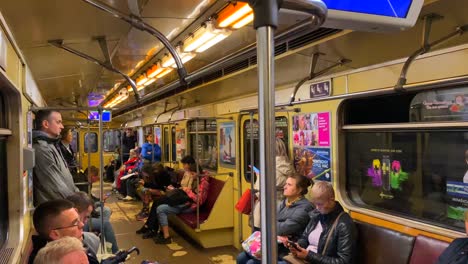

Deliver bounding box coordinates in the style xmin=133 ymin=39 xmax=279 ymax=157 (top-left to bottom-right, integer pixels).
xmin=103 ymin=130 xmax=120 ymax=152
xmin=84 ymin=132 xmax=98 ymax=153
xmin=171 ymin=127 xmax=176 ymax=161
xmin=0 ymin=137 xmax=8 ymax=248
xmin=345 ymin=93 xmax=416 ymax=125
xmin=0 ymin=94 xmax=5 ymax=127
xmin=409 ymin=87 xmax=468 ymax=122
xmin=346 ymin=130 xmax=468 ymax=232
xmin=188 ymin=120 xmax=217 ymax=171
xmin=71 ymin=130 xmax=79 ymax=153
xmin=243 ymin=117 xmax=289 ymax=182
xmin=344 ymin=87 xmax=468 ymax=232
xmin=163 ymin=127 xmax=169 ymax=162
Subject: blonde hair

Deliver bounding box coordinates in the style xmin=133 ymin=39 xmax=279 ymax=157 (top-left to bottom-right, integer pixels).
xmin=464 ymin=210 xmax=468 ymax=221
xmin=276 ymin=138 xmax=289 ymax=162
xmin=311 ymin=181 xmax=335 ymax=201
xmin=34 ymin=237 xmax=86 ymax=264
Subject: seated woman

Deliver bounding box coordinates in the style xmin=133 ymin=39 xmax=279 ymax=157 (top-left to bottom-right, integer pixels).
xmin=67 ymin=192 xmax=119 ymax=254
xmin=134 ymin=162 xmax=172 ymax=221
xmin=282 ymin=181 xmax=356 ymax=264
xmin=152 ymin=155 xmax=210 ymax=244
xmin=436 ymin=211 xmax=468 ymax=264
xmin=237 ymin=174 xmax=314 ymax=264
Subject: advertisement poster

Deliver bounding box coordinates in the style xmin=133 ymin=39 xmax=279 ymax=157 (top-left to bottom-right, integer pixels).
xmin=446 ymin=181 xmax=468 ymax=220
xmin=294 ymin=147 xmax=331 ymax=181
xmin=176 ymin=128 xmax=186 ymax=160
xmin=363 ymin=148 xmax=410 ymax=199
xmin=293 ymin=112 xmax=330 ymax=147
xmin=410 ymin=87 xmax=468 ymax=121
xmin=220 ymin=122 xmax=236 ymax=167
xmin=153 ymin=126 xmax=161 ymax=145
xmin=446 ymin=148 xmax=468 ymax=221
xmin=292 ymin=112 xmax=331 ymax=181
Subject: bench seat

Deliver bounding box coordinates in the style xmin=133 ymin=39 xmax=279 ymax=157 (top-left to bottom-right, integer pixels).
xmin=169 ymin=175 xmax=234 ymax=248
xmin=355 ymin=221 xmax=450 ymax=264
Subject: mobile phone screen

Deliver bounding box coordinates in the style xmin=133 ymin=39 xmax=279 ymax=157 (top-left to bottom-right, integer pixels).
xmin=249 ymin=165 xmax=260 ymax=175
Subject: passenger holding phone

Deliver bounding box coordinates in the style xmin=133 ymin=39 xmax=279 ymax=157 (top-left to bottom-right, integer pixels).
xmin=237 ymin=174 xmax=313 ymax=264
xmin=280 ymin=181 xmax=356 ymax=264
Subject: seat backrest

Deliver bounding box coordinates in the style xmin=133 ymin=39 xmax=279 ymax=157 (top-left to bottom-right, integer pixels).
xmin=409 ymin=235 xmax=449 ymax=264
xmin=200 ymin=177 xmax=225 ymax=214
xmin=355 ymin=221 xmax=415 ymax=264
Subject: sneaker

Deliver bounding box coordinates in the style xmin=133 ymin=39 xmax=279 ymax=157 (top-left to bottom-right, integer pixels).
xmin=122 ymin=196 xmax=134 ymax=201
xmin=153 ymin=236 xmax=172 ymax=244
xmin=136 ymin=225 xmax=149 ymax=234
xmin=142 ymin=230 xmax=157 ymax=239
xmin=136 ymin=212 xmax=149 ymax=221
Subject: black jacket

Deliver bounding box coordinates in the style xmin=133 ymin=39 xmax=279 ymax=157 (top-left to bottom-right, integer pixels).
xmin=56 ymin=141 xmax=78 ymax=175
xmin=297 ymin=202 xmax=357 ymax=264
xmin=436 ymin=238 xmax=468 ymax=264
xmin=29 ymin=235 xmax=100 ymax=264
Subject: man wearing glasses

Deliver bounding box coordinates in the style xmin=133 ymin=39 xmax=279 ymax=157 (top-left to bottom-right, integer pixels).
xmin=28 ymin=199 xmax=99 ymax=264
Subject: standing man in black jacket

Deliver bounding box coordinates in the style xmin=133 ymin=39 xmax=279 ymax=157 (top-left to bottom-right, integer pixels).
xmin=286 ymin=181 xmax=357 ymax=264
xmin=122 ymin=128 xmax=137 ymax=162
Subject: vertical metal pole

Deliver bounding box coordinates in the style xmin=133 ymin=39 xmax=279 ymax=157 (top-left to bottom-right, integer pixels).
xmin=249 ymin=112 xmax=255 ymax=234
xmin=195 ymin=119 xmax=200 ymax=230
xmin=87 ymin=124 xmax=91 ymax=195
xmin=152 ymin=127 xmax=155 ymax=163
xmin=257 ymin=26 xmax=277 ymax=264
xmin=98 ymin=108 xmax=106 ymax=252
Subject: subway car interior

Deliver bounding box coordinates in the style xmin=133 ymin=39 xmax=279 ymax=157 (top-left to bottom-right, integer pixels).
xmin=1 ymin=0 xmax=468 ymax=263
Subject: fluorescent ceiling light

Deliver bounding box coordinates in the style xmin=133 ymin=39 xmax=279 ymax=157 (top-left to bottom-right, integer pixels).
xmin=218 ymin=3 xmax=253 ymax=28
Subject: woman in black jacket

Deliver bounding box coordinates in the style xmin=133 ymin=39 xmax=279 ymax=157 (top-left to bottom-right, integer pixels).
xmin=284 ymin=181 xmax=357 ymax=264
xmin=436 ymin=211 xmax=468 ymax=264
xmin=57 ymin=127 xmax=78 ymax=176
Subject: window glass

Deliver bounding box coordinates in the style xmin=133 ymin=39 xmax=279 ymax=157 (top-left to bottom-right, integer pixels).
xmin=84 ymin=132 xmax=98 ymax=153
xmin=0 ymin=94 xmax=5 ymax=127
xmin=103 ymin=130 xmax=120 ymax=152
xmin=0 ymin=137 xmax=8 ymax=248
xmin=243 ymin=117 xmax=289 ymax=182
xmin=188 ymin=120 xmax=217 ymax=170
xmin=410 ymin=87 xmax=468 ymax=122
xmin=346 ymin=130 xmax=468 ymax=232
xmin=163 ymin=128 xmax=169 ymax=162
xmin=71 ymin=130 xmax=79 ymax=153
xmin=171 ymin=127 xmax=176 ymax=161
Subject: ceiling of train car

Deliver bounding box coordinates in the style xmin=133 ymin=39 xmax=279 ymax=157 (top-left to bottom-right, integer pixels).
xmin=2 ymin=0 xmax=466 ymax=123
xmin=0 ymin=0 xmax=310 ymax=118
xmin=114 ymin=0 xmax=468 ymax=122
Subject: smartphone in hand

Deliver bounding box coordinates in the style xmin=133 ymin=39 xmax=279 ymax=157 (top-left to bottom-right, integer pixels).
xmin=287 ymin=240 xmax=299 ymax=250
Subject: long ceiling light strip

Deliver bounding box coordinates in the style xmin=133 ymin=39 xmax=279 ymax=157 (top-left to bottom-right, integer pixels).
xmin=217 ymin=2 xmax=253 ymax=28
xmin=109 ymin=2 xmax=254 ymax=108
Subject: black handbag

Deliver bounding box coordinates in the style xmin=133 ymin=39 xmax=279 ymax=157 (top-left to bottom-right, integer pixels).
xmin=165 ymin=189 xmax=192 ymax=206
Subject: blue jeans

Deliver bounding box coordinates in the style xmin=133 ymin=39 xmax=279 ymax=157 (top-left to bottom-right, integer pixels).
xmin=236 ymin=251 xmax=260 ymax=264
xmin=85 ymin=218 xmax=119 ymax=253
xmin=156 ymin=204 xmax=193 ymax=226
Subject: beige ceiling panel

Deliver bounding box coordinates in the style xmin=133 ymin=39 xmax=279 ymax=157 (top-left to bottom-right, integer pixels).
xmin=141 ymin=0 xmax=216 ymax=19
xmin=0 ymin=0 xmax=131 ymax=48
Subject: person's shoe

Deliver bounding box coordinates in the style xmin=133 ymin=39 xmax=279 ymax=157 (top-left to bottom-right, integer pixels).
xmin=136 ymin=225 xmax=149 ymax=234
xmin=122 ymin=196 xmax=134 ymax=201
xmin=136 ymin=211 xmax=149 ymax=221
xmin=116 ymin=194 xmax=125 ymax=200
xmin=142 ymin=230 xmax=157 ymax=239
xmin=153 ymin=236 xmax=172 ymax=244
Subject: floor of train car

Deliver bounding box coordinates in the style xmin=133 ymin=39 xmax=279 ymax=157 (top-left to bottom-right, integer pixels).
xmin=92 ymin=182 xmax=238 ymax=264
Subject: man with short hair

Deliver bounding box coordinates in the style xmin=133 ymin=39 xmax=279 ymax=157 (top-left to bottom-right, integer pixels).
xmin=29 ymin=199 xmax=99 ymax=264
xmin=33 ymin=236 xmax=89 ymax=264
xmin=33 ymin=110 xmax=78 ymax=206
